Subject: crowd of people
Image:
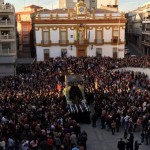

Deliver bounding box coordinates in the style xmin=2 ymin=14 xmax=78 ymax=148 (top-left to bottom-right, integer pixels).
xmin=0 ymin=56 xmax=150 ymax=150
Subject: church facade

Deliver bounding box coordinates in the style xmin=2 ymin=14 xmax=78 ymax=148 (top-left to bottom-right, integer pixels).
xmin=33 ymin=0 xmax=126 ymax=61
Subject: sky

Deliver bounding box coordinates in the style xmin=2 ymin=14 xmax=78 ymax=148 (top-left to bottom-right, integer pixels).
xmin=4 ymin=0 xmax=150 ymax=12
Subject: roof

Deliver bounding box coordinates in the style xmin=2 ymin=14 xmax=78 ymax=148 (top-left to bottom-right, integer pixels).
xmin=24 ymin=5 xmax=43 ymax=9
xmin=16 ymin=11 xmax=34 ymax=15
xmin=33 ymin=7 xmax=118 ymax=15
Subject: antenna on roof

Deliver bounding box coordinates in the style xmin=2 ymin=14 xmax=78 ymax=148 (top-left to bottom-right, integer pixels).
xmin=24 ymin=0 xmax=25 ymax=6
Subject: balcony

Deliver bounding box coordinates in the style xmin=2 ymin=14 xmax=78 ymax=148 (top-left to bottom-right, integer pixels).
xmin=74 ymin=40 xmax=89 ymax=46
xmin=0 ymin=20 xmax=14 ymax=27
xmin=0 ymin=4 xmax=15 ymax=12
xmin=59 ymin=40 xmax=69 ymax=45
xmin=143 ymin=19 xmax=150 ymax=23
xmin=142 ymin=39 xmax=150 ymax=46
xmin=142 ymin=28 xmax=150 ymax=35
xmin=41 ymin=40 xmax=51 ymax=46
xmin=0 ymin=49 xmax=16 ymax=55
xmin=111 ymin=38 xmax=121 ymax=45
xmin=0 ymin=35 xmax=15 ymax=42
xmin=94 ymin=39 xmax=104 ymax=45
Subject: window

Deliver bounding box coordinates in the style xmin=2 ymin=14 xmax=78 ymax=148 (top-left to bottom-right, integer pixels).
xmin=23 ymin=36 xmax=29 ymax=44
xmin=112 ymin=29 xmax=119 ymax=44
xmin=113 ymin=30 xmax=119 ymax=37
xmin=78 ymin=29 xmax=84 ymax=44
xmin=2 ymin=43 xmax=11 ymax=50
xmin=96 ymin=29 xmax=103 ymax=44
xmin=22 ymin=26 xmax=28 ymax=34
xmin=96 ymin=48 xmax=102 ymax=57
xmin=60 ymin=30 xmax=67 ymax=44
xmin=43 ymin=31 xmax=49 ymax=44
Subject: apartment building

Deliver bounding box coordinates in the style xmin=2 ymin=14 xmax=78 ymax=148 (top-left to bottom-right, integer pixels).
xmin=142 ymin=4 xmax=150 ymax=56
xmin=0 ymin=0 xmax=17 ymax=77
xmin=126 ymin=2 xmax=150 ymax=56
xmin=16 ymin=5 xmax=43 ymax=58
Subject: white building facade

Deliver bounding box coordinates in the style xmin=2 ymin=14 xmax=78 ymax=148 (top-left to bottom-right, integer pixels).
xmin=33 ymin=0 xmax=126 ymax=61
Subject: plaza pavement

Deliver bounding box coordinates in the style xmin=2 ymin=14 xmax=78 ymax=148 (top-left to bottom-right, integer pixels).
xmin=81 ymin=121 xmax=149 ymax=150
xmin=81 ymin=104 xmax=150 ymax=150
xmin=81 ymin=67 xmax=150 ymax=150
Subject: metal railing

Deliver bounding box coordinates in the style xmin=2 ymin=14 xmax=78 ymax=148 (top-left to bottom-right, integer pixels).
xmin=111 ymin=38 xmax=121 ymax=44
xmin=0 ymin=20 xmax=14 ymax=25
xmin=0 ymin=35 xmax=15 ymax=40
xmin=41 ymin=40 xmax=51 ymax=45
xmin=59 ymin=40 xmax=69 ymax=44
xmin=75 ymin=40 xmax=88 ymax=45
xmin=94 ymin=39 xmax=104 ymax=44
xmin=0 ymin=4 xmax=14 ymax=11
xmin=0 ymin=49 xmax=16 ymax=55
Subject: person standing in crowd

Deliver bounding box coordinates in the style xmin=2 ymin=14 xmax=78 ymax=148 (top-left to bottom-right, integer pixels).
xmin=134 ymin=140 xmax=141 ymax=150
xmin=30 ymin=138 xmax=38 ymax=150
xmin=126 ymin=139 xmax=130 ymax=150
xmin=124 ymin=130 xmax=128 ymax=140
xmin=47 ymin=136 xmax=54 ymax=150
xmin=72 ymin=144 xmax=79 ymax=150
xmin=80 ymin=131 xmax=87 ymax=150
xmin=117 ymin=138 xmax=126 ymax=150
xmin=140 ymin=131 xmax=145 ymax=143
xmin=111 ymin=120 xmax=116 ymax=135
xmin=0 ymin=56 xmax=150 ymax=150
xmin=129 ymin=133 xmax=134 ymax=150
xmin=91 ymin=113 xmax=97 ymax=127
xmin=8 ymin=136 xmax=15 ymax=150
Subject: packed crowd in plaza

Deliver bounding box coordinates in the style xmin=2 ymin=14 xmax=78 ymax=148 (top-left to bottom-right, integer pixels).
xmin=0 ymin=56 xmax=150 ymax=150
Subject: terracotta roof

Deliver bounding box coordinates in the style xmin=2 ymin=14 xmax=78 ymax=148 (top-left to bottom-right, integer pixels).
xmin=24 ymin=5 xmax=43 ymax=8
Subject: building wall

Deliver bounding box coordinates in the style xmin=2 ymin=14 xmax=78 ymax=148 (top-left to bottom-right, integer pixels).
xmin=0 ymin=0 xmax=16 ymax=77
xmin=16 ymin=5 xmax=43 ymax=58
xmin=34 ymin=0 xmax=125 ymax=61
xmin=35 ymin=22 xmax=125 ymax=61
xmin=36 ymin=43 xmax=124 ymax=61
xmin=59 ymin=0 xmax=118 ymax=9
xmin=97 ymin=0 xmax=117 ymax=7
xmin=0 ymin=64 xmax=14 ymax=77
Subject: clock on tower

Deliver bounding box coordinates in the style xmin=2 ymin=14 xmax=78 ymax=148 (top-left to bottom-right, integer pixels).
xmin=76 ymin=0 xmax=86 ymax=15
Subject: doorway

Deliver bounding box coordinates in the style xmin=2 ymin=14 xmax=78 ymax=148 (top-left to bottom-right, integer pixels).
xmin=44 ymin=49 xmax=49 ymax=61
xmin=113 ymin=48 xmax=118 ymax=58
xmin=77 ymin=49 xmax=86 ymax=57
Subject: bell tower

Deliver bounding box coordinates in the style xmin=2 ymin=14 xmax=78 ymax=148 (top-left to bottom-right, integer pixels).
xmin=76 ymin=0 xmax=87 ymax=15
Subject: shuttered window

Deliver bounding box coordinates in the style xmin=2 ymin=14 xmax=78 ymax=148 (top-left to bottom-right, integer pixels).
xmin=43 ymin=31 xmax=49 ymax=44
